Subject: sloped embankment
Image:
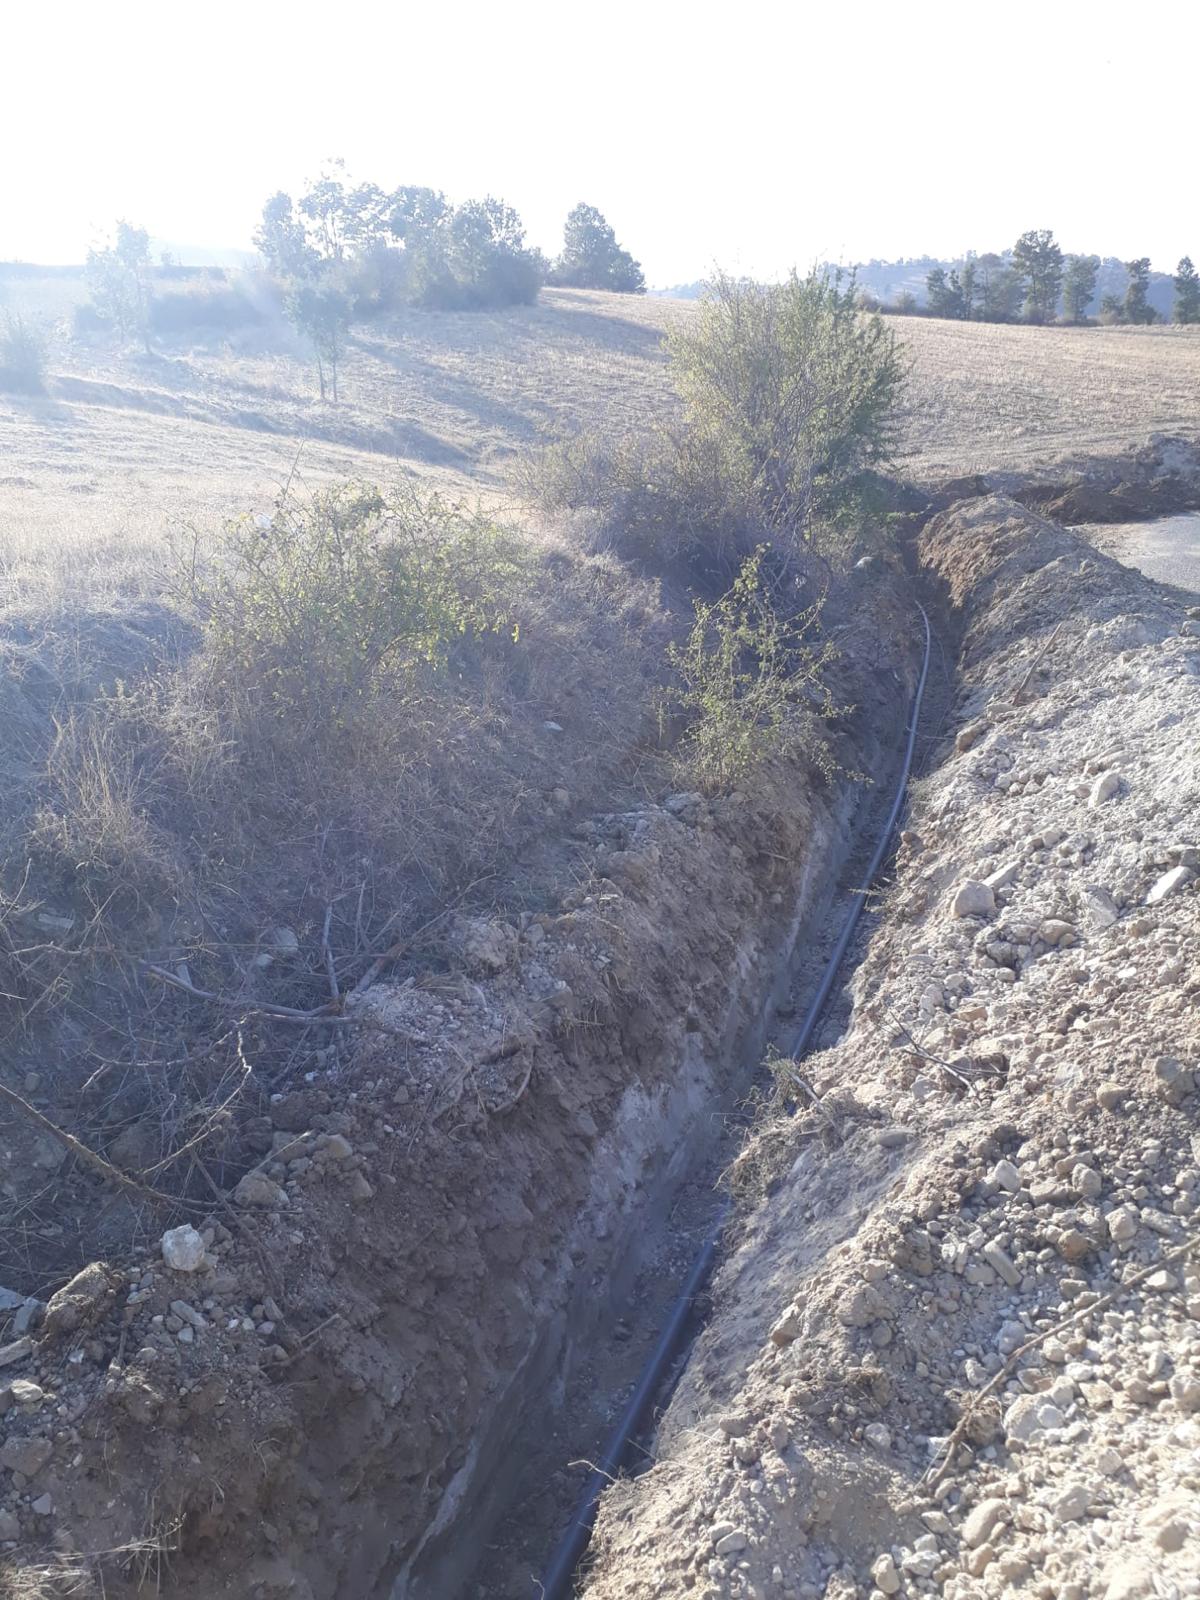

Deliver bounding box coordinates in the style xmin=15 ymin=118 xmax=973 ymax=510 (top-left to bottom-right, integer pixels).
xmin=0 ymin=578 xmax=920 ymax=1597
xmin=580 ymin=493 xmax=1200 ymax=1600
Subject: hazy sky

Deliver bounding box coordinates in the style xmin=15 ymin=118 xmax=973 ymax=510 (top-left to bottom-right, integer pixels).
xmin=4 ymin=0 xmax=1197 ymax=284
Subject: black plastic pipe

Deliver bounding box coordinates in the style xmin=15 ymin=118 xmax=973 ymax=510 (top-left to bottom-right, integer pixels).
xmin=538 ymin=604 xmax=933 ymax=1600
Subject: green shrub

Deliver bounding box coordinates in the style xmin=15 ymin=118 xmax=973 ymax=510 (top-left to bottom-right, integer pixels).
xmin=665 ymin=547 xmax=839 ymax=790
xmin=184 ymin=483 xmax=529 ymax=746
xmin=0 ymin=312 xmax=47 ymax=394
xmin=525 ymin=269 xmax=905 ymax=582
xmin=667 ymin=270 xmax=905 ymax=540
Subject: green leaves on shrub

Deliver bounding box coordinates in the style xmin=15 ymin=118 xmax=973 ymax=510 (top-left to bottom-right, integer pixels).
xmin=184 ymin=484 xmax=530 ymax=746
xmin=666 ymin=547 xmax=840 ymax=790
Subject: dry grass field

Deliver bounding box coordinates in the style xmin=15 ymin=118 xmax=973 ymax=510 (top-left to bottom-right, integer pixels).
xmin=4 ymin=284 xmax=1200 ymax=629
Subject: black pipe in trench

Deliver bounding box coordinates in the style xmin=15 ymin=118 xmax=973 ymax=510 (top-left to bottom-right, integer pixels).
xmin=539 ymin=606 xmax=933 ymax=1599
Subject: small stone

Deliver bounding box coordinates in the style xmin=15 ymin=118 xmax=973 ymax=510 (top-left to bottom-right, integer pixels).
xmin=1169 ymin=1373 xmax=1200 ymax=1412
xmin=864 ymin=1423 xmax=892 ymax=1451
xmin=1088 ymin=771 xmax=1120 ymax=807
xmin=1106 ymin=1206 xmax=1138 ymax=1246
xmin=718 ymin=1414 xmax=751 ymax=1437
xmin=984 ymin=862 xmax=1020 ymax=891
xmin=0 ymin=1508 xmax=18 ymax=1539
xmin=8 ymin=1380 xmax=44 ymax=1407
xmin=1052 ymin=1483 xmax=1090 ymax=1524
xmin=1146 ymin=866 xmax=1193 ymax=905
xmin=321 ymin=1133 xmax=354 ymax=1160
xmin=30 ymin=1494 xmax=53 ymax=1516
xmin=961 ymin=1498 xmax=1007 ymax=1550
xmin=1072 ymin=1163 xmax=1102 ymax=1199
xmin=982 ymin=1244 xmax=1020 ymax=1287
xmin=1097 ymin=1083 xmax=1127 ymax=1111
xmin=0 ymin=1339 xmax=32 ymax=1368
xmin=1150 ymin=1056 xmax=1193 ymax=1107
xmin=233 ymin=1172 xmax=287 ymax=1209
xmin=991 ymin=1159 xmax=1021 ymax=1194
xmin=953 ymin=881 xmax=995 ymax=919
xmin=1097 ymin=1447 xmax=1124 ymax=1476
xmin=1145 ymin=1269 xmax=1177 ymax=1291
xmin=871 ymin=1554 xmax=901 ymax=1596
xmin=161 ymin=1225 xmax=207 ymax=1273
xmin=169 ymin=1300 xmax=206 ymax=1331
xmin=714 ymin=1530 xmax=748 ymax=1556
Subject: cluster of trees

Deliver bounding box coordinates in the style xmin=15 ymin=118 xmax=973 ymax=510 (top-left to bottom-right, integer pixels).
xmin=77 ymin=176 xmax=645 ymax=402
xmin=253 ymin=169 xmax=644 ymax=397
xmin=918 ymin=232 xmax=1200 ymax=326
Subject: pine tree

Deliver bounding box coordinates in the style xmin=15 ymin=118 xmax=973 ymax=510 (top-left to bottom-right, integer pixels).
xmin=1124 ymin=258 xmax=1157 ymax=325
xmin=1011 ymin=229 xmax=1064 ymax=322
xmin=554 ymin=204 xmax=645 ymax=293
xmin=1062 ymin=255 xmax=1100 ymax=323
xmin=1174 ymin=257 xmax=1200 ymax=324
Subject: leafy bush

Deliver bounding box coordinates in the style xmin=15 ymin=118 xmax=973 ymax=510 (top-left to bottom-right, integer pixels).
xmin=184 ymin=484 xmax=529 ymax=747
xmin=665 ymin=547 xmax=839 ymax=790
xmin=668 ymin=271 xmax=904 ymax=538
xmin=525 ymin=269 xmax=905 ymax=582
xmin=0 ymin=312 xmax=47 ymax=393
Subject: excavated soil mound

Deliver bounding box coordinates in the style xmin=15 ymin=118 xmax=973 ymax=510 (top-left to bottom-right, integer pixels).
xmin=580 ymin=494 xmax=1200 ymax=1600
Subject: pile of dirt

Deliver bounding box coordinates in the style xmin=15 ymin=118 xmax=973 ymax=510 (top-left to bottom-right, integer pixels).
xmin=579 ymin=495 xmax=1200 ymax=1600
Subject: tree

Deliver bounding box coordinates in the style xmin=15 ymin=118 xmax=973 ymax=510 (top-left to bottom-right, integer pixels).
xmin=1174 ymin=257 xmax=1200 ymax=325
xmin=86 ymin=221 xmax=154 ymax=354
xmin=1062 ymin=255 xmax=1100 ymax=323
xmin=1011 ymin=229 xmax=1064 ymax=322
xmin=959 ymin=260 xmax=977 ymax=320
xmin=1124 ymin=258 xmax=1157 ymax=325
xmin=1099 ymin=293 xmax=1124 ymax=324
xmin=554 ymin=203 xmax=645 ymax=293
xmin=284 ymin=279 xmax=352 ymax=402
xmin=975 ymin=253 xmax=1021 ymax=321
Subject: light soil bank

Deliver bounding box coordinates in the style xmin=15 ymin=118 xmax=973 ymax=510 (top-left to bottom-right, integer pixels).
xmin=580 ymin=445 xmax=1200 ymax=1600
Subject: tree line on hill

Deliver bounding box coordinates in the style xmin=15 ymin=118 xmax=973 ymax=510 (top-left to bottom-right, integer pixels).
xmin=60 ymin=175 xmax=645 ymax=401
xmin=871 ymin=231 xmax=1199 ymax=326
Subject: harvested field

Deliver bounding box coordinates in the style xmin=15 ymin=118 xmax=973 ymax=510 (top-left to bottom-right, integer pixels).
xmin=6 ymin=290 xmax=1200 ymax=625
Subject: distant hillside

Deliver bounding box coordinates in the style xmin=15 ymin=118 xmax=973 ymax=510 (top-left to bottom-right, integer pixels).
xmin=648 ymin=282 xmax=702 ymax=300
xmin=846 ymin=254 xmax=1178 ymax=319
xmin=652 ymin=257 xmax=1183 ymax=319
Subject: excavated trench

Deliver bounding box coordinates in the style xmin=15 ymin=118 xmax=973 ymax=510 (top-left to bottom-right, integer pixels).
xmin=396 ymin=590 xmax=949 ymax=1600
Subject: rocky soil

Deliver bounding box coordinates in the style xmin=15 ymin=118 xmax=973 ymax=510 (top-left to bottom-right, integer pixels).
xmin=581 ymin=458 xmax=1200 ymax=1600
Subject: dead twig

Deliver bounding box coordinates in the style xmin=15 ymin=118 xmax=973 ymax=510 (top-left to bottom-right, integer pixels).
xmin=321 ymin=902 xmax=339 ymax=1004
xmin=140 ymin=961 xmax=348 ymax=1023
xmin=890 ymin=1014 xmax=979 ymax=1093
xmin=0 ymin=1078 xmax=201 ymax=1212
xmin=1011 ymin=620 xmax=1064 ymax=705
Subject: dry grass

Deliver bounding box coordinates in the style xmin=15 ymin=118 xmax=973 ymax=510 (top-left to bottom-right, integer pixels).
xmin=894 ymin=316 xmax=1200 ymax=478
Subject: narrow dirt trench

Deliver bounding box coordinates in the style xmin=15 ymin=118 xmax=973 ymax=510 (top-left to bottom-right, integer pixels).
xmin=427 ymin=588 xmax=956 ymax=1600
